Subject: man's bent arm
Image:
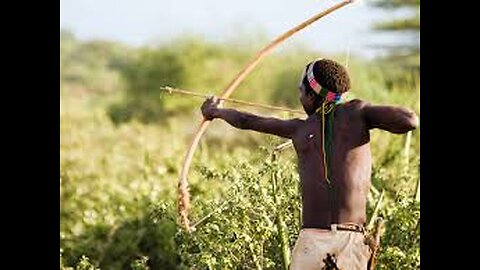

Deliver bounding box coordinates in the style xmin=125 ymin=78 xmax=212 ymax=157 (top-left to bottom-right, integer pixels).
xmin=362 ymin=102 xmax=418 ymax=134
xmin=213 ymin=108 xmax=301 ymax=139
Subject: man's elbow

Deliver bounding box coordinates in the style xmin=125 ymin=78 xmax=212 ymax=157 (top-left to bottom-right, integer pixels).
xmin=389 ymin=111 xmax=418 ymax=134
xmin=402 ymin=110 xmax=419 ymax=132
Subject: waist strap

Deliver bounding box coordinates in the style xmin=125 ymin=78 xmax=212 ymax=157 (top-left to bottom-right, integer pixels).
xmin=303 ymin=223 xmax=365 ymax=233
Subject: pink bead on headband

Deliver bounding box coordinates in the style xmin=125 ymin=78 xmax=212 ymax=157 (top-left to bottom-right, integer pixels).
xmin=306 ymin=62 xmax=322 ymax=94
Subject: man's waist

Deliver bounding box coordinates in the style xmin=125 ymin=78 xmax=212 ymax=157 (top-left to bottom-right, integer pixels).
xmin=302 ymin=223 xmax=366 ymax=233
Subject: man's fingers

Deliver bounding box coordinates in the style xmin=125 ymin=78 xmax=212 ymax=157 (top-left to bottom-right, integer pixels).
xmin=204 ymin=95 xmax=222 ymax=108
xmin=213 ymin=97 xmax=223 ymax=108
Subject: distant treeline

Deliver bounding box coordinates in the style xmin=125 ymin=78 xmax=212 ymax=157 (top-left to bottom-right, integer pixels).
xmin=60 ymin=29 xmax=419 ymax=124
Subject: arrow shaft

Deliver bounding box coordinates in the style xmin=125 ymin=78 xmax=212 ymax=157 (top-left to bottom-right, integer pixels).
xmin=161 ymin=86 xmax=305 ymax=115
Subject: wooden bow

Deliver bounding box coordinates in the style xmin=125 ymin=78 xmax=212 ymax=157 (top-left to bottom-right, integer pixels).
xmin=178 ymin=0 xmax=356 ymax=232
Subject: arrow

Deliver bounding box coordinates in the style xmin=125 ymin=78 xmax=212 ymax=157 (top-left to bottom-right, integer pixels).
xmin=160 ymin=86 xmax=305 ymax=115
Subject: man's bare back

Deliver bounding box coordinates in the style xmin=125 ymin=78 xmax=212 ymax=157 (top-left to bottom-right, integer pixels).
xmin=201 ymin=97 xmax=417 ymax=228
xmin=293 ymin=99 xmax=372 ymax=228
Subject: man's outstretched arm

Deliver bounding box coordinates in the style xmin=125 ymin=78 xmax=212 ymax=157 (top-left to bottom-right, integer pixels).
xmin=361 ymin=101 xmax=418 ymax=134
xmin=201 ymin=97 xmax=302 ymax=139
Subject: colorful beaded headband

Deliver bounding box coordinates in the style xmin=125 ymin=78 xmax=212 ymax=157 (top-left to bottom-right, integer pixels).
xmin=306 ymin=61 xmax=343 ymax=104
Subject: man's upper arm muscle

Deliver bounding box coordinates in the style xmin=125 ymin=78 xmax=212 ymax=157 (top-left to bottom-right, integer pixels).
xmin=213 ymin=107 xmax=302 ymax=139
xmin=359 ymin=100 xmax=418 ymax=134
xmin=237 ymin=113 xmax=303 ymax=139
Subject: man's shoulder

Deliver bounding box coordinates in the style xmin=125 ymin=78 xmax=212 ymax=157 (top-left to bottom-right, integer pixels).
xmin=287 ymin=117 xmax=307 ymax=129
xmin=274 ymin=117 xmax=305 ymax=131
xmin=341 ymin=98 xmax=369 ymax=111
xmin=286 ymin=117 xmax=306 ymax=124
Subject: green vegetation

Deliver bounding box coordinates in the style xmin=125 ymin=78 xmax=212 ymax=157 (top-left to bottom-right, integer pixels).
xmin=60 ymin=30 xmax=419 ymax=269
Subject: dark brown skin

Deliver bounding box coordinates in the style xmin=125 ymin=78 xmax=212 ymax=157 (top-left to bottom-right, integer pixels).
xmin=201 ymin=85 xmax=418 ymax=228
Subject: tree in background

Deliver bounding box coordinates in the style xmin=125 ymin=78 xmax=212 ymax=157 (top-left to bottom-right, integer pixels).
xmin=368 ymin=0 xmax=420 ymax=69
xmin=60 ymin=29 xmax=131 ymax=97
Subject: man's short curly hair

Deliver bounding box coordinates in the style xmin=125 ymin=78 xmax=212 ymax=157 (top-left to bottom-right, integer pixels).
xmin=301 ymin=58 xmax=351 ymax=95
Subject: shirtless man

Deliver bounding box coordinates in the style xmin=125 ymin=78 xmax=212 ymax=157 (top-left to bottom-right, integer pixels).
xmin=201 ymin=58 xmax=418 ymax=270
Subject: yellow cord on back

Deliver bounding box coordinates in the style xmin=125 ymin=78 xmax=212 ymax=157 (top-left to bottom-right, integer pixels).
xmin=321 ymin=102 xmax=331 ymax=186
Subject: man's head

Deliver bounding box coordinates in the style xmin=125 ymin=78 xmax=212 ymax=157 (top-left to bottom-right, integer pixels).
xmin=298 ymin=58 xmax=350 ymax=115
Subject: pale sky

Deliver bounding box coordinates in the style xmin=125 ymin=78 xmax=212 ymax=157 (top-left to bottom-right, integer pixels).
xmin=60 ymin=0 xmax=416 ymax=59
